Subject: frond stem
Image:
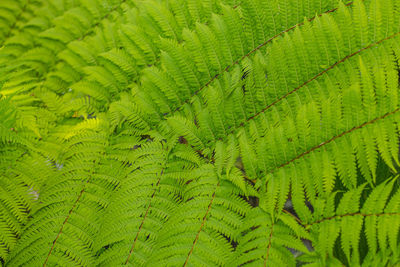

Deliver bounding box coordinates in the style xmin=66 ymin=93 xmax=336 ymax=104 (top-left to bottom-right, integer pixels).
xmin=183 ymin=182 xmax=219 ymax=266
xmin=171 ymin=1 xmax=355 ymax=115
xmin=271 ymin=108 xmax=400 ymax=174
xmin=245 ymin=30 xmax=400 ymax=124
xmin=305 ymin=212 xmax=400 ymax=227
xmin=125 ymin=171 xmax=163 ymax=265
xmin=264 ymin=222 xmax=275 ymax=267
xmin=282 ymin=209 xmax=303 ymax=224
xmin=43 ymin=183 xmax=88 ymax=266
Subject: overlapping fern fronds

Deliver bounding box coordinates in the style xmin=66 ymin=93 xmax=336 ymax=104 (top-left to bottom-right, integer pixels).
xmin=1 ymin=0 xmax=400 ymax=266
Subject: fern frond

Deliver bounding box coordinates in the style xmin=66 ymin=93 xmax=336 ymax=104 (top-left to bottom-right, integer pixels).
xmin=301 ymin=180 xmax=400 ymax=266
xmin=5 ymin=117 xmax=113 ymax=266
xmin=3 ymin=0 xmax=400 ymax=265
xmin=231 ymin=208 xmax=311 ymax=266
xmin=147 ymin=142 xmax=252 ymax=266
xmin=95 ymin=141 xmax=190 ymax=266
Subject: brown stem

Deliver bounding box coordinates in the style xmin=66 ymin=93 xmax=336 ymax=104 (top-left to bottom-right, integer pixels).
xmin=170 ymin=1 xmax=355 ymax=116
xmin=183 ymin=183 xmax=219 ymax=266
xmin=43 ymin=185 xmax=87 ymax=266
xmin=245 ymin=30 xmax=400 ymax=124
xmin=270 ymin=108 xmax=400 ymax=174
xmin=282 ymin=209 xmax=303 ymax=224
xmin=125 ymin=174 xmax=162 ymax=265
xmin=305 ymin=212 xmax=400 ymax=227
xmin=264 ymin=222 xmax=275 ymax=267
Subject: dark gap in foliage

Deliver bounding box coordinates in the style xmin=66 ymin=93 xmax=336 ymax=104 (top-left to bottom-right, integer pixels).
xmin=140 ymin=134 xmax=154 ymax=142
xmin=247 ymin=196 xmax=259 ymax=207
xmin=358 ymin=223 xmax=369 ymax=264
xmin=241 ymin=67 xmax=250 ymax=80
xmin=178 ymin=136 xmax=188 ymax=144
xmin=333 ymin=234 xmax=349 ymax=266
xmin=285 ymin=198 xmax=314 ymax=219
xmin=241 ymin=67 xmax=250 ymax=94
xmin=220 ymin=231 xmax=239 ymax=250
xmin=236 ymin=156 xmax=259 ymax=207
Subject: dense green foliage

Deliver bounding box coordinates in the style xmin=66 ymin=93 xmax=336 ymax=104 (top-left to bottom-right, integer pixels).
xmin=1 ymin=0 xmax=400 ymax=266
